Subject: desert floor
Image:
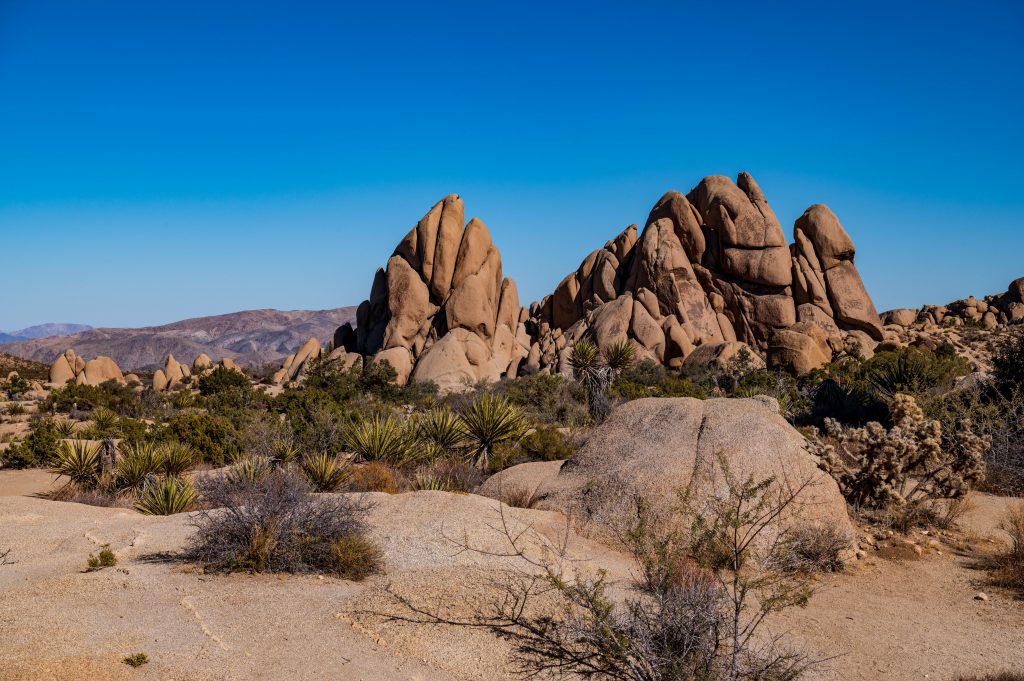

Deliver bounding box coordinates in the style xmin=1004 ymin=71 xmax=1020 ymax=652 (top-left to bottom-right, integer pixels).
xmin=0 ymin=469 xmax=1020 ymax=681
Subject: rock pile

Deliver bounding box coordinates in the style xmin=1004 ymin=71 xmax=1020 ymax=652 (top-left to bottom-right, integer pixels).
xmin=271 ymin=337 xmax=324 ymax=385
xmin=152 ymin=354 xmax=192 ymax=391
xmin=881 ymin=277 xmax=1024 ymax=331
xmin=335 ymin=195 xmax=529 ymax=392
xmin=338 ymin=174 xmax=884 ymax=388
xmin=521 ymin=174 xmax=881 ymax=376
xmin=48 ymin=349 xmax=126 ymax=386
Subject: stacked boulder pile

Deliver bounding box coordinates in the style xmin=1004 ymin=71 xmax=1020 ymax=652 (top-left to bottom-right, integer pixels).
xmin=337 ymin=174 xmax=885 ymax=389
xmin=334 ymin=194 xmax=529 ymax=392
xmin=151 ymin=353 xmax=248 ymax=391
xmin=48 ymin=349 xmax=126 ymax=386
xmin=521 ymin=175 xmax=882 ymax=376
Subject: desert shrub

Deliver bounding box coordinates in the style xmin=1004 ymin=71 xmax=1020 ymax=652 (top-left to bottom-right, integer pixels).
xmin=50 ymin=440 xmax=100 ymax=489
xmin=990 ymin=501 xmax=1024 ymax=595
xmin=568 ymin=339 xmax=613 ymax=421
xmin=410 ymin=459 xmax=483 ymax=493
xmin=777 ymin=523 xmax=851 ymax=574
xmin=733 ymin=369 xmax=805 ymax=416
xmin=285 ymin=398 xmax=349 ymax=456
xmin=955 ymin=674 xmax=1024 ymax=681
xmin=43 ymin=380 xmax=139 ymax=415
xmin=402 ymin=457 xmax=820 ymax=680
xmin=344 ymin=412 xmax=413 ymax=464
xmin=611 ymin=360 xmax=707 ymax=400
xmin=2 ymin=416 xmax=61 ymax=468
xmin=993 ymin=332 xmax=1024 ymax=396
xmin=135 ymin=477 xmax=198 ymax=515
xmin=301 ymin=452 xmax=350 ymax=492
xmin=86 ymin=545 xmax=117 ymax=571
xmin=4 ymin=401 xmax=26 ymax=416
xmin=812 ymin=393 xmax=988 ymax=511
xmin=236 ymin=413 xmax=298 ymax=461
xmin=497 ymin=484 xmax=544 ymax=509
xmin=197 ymin=365 xmax=251 ymax=395
xmin=864 ymin=346 xmax=968 ymax=399
xmin=161 ymin=412 xmax=241 ymax=464
xmin=347 ymin=462 xmax=398 ymax=493
xmin=517 ymin=425 xmax=575 ymax=461
xmin=495 ymin=373 xmax=589 ymax=427
xmin=189 ymin=469 xmax=380 ymax=578
xmin=122 ymin=653 xmax=149 ymax=668
xmin=458 ymin=393 xmax=528 ymax=469
xmin=54 ymin=418 xmax=77 ymax=438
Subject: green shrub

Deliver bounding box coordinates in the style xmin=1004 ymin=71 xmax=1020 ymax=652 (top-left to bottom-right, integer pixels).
xmin=865 ymin=346 xmax=969 ymax=399
xmin=495 ymin=374 xmax=589 ymax=427
xmin=122 ymin=653 xmax=149 ymax=668
xmin=44 ymin=380 xmax=138 ymax=415
xmin=86 ymin=545 xmax=117 ymax=571
xmin=161 ymin=412 xmax=241 ymax=464
xmin=518 ymin=425 xmax=575 ymax=461
xmin=157 ymin=442 xmax=195 ymax=477
xmin=416 ymin=408 xmax=467 ymax=457
xmin=993 ymin=332 xmax=1024 ymax=396
xmin=115 ymin=442 xmax=163 ymax=493
xmin=226 ymin=456 xmax=272 ymax=487
xmin=197 ymin=365 xmax=251 ymax=395
xmin=2 ymin=416 xmax=61 ymax=468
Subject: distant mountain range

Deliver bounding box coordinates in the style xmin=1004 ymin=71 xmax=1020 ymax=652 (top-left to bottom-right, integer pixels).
xmin=0 ymin=308 xmax=356 ymax=371
xmin=0 ymin=323 xmax=93 ymax=343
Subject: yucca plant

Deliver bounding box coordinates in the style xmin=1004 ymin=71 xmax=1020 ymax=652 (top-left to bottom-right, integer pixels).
xmin=271 ymin=442 xmax=301 ymax=465
xmin=413 ymin=473 xmax=455 ymax=492
xmin=54 ymin=419 xmax=77 ymax=438
xmin=115 ymin=441 xmax=162 ymax=493
xmin=171 ymin=391 xmax=197 ymax=409
xmin=226 ymin=456 xmax=272 ymax=486
xmin=569 ymin=340 xmax=613 ymax=422
xmin=50 ymin=440 xmax=100 ymax=489
xmin=604 ymin=338 xmax=636 ymax=374
xmin=417 ymin=408 xmax=467 ymax=457
xmin=157 ymin=442 xmax=195 ymax=477
xmin=301 ymin=453 xmax=350 ymax=492
xmin=135 ymin=477 xmax=197 ymax=515
xmin=89 ymin=407 xmax=119 ymax=435
xmin=458 ymin=393 xmax=528 ymax=469
xmin=344 ymin=413 xmax=412 ymax=464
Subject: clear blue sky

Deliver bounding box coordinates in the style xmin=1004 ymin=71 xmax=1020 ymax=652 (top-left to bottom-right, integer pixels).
xmin=1 ymin=0 xmax=1022 ymax=331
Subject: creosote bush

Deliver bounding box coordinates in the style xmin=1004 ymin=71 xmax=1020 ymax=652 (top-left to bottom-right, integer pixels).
xmin=189 ymin=469 xmax=381 ymax=579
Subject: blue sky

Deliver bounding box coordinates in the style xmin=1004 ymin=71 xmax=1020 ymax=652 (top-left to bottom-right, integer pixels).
xmin=1 ymin=0 xmax=1022 ymax=330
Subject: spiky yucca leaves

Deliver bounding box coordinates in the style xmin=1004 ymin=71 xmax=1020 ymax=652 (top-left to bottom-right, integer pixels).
xmin=115 ymin=441 xmax=162 ymax=493
xmin=604 ymin=338 xmax=635 ymax=373
xmin=302 ymin=453 xmax=350 ymax=492
xmin=227 ymin=456 xmax=273 ymax=486
xmin=135 ymin=476 xmax=198 ymax=515
xmin=458 ymin=393 xmax=528 ymax=469
xmin=54 ymin=419 xmax=77 ymax=439
xmin=569 ymin=340 xmax=613 ymax=422
xmin=157 ymin=442 xmax=195 ymax=477
xmin=272 ymin=442 xmax=301 ymax=465
xmin=89 ymin=407 xmax=119 ymax=435
xmin=344 ymin=413 xmax=412 ymax=465
xmin=50 ymin=440 xmax=100 ymax=488
xmin=417 ymin=408 xmax=467 ymax=458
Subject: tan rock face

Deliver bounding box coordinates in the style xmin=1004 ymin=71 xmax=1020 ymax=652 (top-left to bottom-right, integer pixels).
xmin=767 ymin=323 xmax=832 ymax=375
xmin=530 ymin=397 xmax=853 ymax=538
xmin=523 ymin=172 xmax=877 ymax=375
xmin=48 ymin=350 xmax=125 ymax=386
xmin=269 ymin=337 xmax=323 ymax=385
xmin=344 ymin=196 xmax=528 ymax=393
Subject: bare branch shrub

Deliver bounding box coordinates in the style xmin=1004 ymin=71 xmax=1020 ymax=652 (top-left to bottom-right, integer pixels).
xmin=188 ymin=469 xmax=380 ymax=579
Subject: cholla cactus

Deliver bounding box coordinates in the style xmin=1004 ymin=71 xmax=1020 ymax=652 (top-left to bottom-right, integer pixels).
xmin=812 ymin=393 xmax=988 ymax=508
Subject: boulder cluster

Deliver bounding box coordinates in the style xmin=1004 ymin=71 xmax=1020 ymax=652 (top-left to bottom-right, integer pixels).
xmin=882 ymin=277 xmax=1024 ymax=332
xmin=151 ymin=353 xmax=246 ymax=391
xmin=337 ymin=174 xmax=884 ymax=388
xmin=335 ymin=195 xmax=529 ymax=392
xmin=269 ymin=337 xmax=360 ymax=385
xmin=48 ymin=349 xmax=126 ymax=386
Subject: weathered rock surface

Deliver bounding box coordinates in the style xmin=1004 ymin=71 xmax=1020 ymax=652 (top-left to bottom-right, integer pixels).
xmin=151 ymin=354 xmax=191 ymax=391
xmin=47 ymin=349 xmax=125 ymax=386
xmin=271 ymin=337 xmax=323 ymax=385
xmin=482 ymin=397 xmax=853 ymax=539
xmin=521 ymin=173 xmax=882 ymax=376
xmin=341 ymin=195 xmax=529 ymax=393
xmin=340 ymin=173 xmax=885 ymax=383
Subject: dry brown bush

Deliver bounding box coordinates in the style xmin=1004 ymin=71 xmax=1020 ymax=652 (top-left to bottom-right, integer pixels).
xmin=347 ymin=462 xmax=398 ymax=493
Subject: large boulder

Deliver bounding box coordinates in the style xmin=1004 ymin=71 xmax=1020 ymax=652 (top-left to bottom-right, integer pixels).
xmin=767 ymin=323 xmax=832 ymax=375
xmin=48 ymin=350 xmax=125 ymax=386
xmin=343 ymin=195 xmax=529 ymax=393
xmin=508 ymin=397 xmax=852 ymax=539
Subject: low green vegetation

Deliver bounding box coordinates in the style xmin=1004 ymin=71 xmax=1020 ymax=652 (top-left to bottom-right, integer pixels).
xmin=86 ymin=545 xmax=117 ymax=571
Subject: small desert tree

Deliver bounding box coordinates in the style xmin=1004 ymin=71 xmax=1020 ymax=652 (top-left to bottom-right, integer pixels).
xmin=569 ymin=338 xmax=634 ymax=422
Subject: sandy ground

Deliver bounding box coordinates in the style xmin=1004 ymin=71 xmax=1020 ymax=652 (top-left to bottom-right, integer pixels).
xmin=0 ymin=469 xmax=1021 ymax=681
